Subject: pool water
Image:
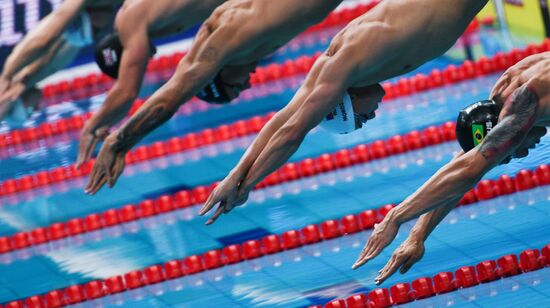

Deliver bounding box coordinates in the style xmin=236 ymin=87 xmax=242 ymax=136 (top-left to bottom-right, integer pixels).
xmin=0 ymin=16 xmax=549 ymax=308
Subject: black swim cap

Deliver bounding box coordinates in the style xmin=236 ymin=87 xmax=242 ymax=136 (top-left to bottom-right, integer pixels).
xmin=94 ymin=33 xmax=157 ymax=78
xmin=456 ymin=100 xmax=500 ymax=152
xmin=196 ymin=73 xmax=236 ymax=104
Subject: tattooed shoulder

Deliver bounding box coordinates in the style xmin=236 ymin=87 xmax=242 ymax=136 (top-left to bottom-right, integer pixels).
xmin=479 ymin=85 xmax=538 ymax=161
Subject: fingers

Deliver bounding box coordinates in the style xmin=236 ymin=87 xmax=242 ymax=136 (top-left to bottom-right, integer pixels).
xmin=108 ymin=157 xmax=125 ymax=188
xmin=206 ymin=203 xmax=226 ymax=225
xmin=200 ymin=192 xmax=221 ymax=216
xmin=85 ymin=167 xmax=108 ymax=195
xmin=76 ymin=135 xmax=99 ymax=168
xmin=400 ymin=256 xmax=417 ymax=274
xmin=376 ymin=254 xmax=408 ymax=285
xmin=353 ymin=239 xmax=372 ymax=270
xmin=352 ymin=237 xmax=384 ymax=270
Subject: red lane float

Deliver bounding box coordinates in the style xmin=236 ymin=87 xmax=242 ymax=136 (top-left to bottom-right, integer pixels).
xmin=0 ymin=123 xmax=547 ymax=255
xmin=1 ymin=121 xmax=458 ymax=250
xmin=320 ymin=244 xmax=550 ymax=308
xmin=2 ymin=163 xmax=548 ymax=306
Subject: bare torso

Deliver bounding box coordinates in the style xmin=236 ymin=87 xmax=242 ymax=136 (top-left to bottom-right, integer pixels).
xmin=205 ymin=0 xmax=343 ymax=65
xmin=119 ymin=0 xmax=227 ymax=38
xmin=327 ymin=0 xmax=488 ymax=86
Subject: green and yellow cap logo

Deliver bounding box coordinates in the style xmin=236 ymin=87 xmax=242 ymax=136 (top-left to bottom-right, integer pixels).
xmin=472 ymin=124 xmax=485 ymax=146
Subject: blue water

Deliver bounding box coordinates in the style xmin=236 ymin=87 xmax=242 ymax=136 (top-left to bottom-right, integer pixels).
xmin=0 ymin=25 xmax=548 ymax=307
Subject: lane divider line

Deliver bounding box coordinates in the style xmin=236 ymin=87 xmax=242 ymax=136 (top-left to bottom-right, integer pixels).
xmin=0 ymin=121 xmax=461 ymax=245
xmin=2 ymin=164 xmax=547 ymax=306
xmin=315 ymin=244 xmax=550 ymax=308
xmin=1 ymin=116 xmax=548 ymax=253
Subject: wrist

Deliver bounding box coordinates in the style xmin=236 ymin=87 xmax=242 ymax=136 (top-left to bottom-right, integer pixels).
xmin=240 ymin=177 xmax=256 ymax=192
xmin=407 ymin=229 xmax=426 ymax=244
xmin=105 ymin=133 xmax=125 ymax=153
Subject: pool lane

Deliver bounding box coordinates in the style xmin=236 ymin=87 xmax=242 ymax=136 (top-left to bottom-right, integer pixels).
xmin=0 ymin=142 xmax=458 ymax=252
xmin=0 ymin=73 xmax=501 ymax=224
xmin=1 ymin=117 xmax=548 ymax=246
xmin=383 ymin=268 xmax=550 ymax=308
xmin=0 ymin=143 xmax=547 ymax=304
xmin=29 ymin=187 xmax=546 ymax=307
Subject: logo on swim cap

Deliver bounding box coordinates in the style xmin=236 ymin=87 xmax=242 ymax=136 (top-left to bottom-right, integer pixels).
xmin=456 ymin=100 xmax=500 ymax=152
xmin=197 ymin=73 xmax=242 ymax=105
xmin=102 ymin=48 xmax=118 ymax=67
xmin=319 ymin=93 xmax=358 ymax=134
xmin=95 ymin=33 xmax=156 ymax=79
xmin=472 ymin=124 xmax=484 ymax=146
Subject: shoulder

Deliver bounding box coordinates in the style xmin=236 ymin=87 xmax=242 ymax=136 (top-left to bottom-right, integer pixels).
xmin=115 ymin=2 xmax=148 ymax=35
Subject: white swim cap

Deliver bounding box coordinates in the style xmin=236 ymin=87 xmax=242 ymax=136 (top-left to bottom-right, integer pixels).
xmin=63 ymin=12 xmax=93 ymax=48
xmin=319 ymin=93 xmax=358 ymax=134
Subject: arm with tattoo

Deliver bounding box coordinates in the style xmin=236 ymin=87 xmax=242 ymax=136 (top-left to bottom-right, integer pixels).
xmin=352 ymin=84 xmax=540 ymax=271
xmin=112 ymin=47 xmax=224 ymax=153
xmin=85 ymin=26 xmax=236 ymax=194
xmin=392 ymin=84 xmax=539 ymax=224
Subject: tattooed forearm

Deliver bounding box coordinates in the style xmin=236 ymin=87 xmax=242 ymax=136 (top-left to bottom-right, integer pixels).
xmin=479 ymin=85 xmax=538 ymax=161
xmin=113 ymin=102 xmax=177 ymax=153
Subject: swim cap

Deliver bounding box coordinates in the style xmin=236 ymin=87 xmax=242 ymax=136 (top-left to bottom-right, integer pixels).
xmin=319 ymin=93 xmax=358 ymax=134
xmin=94 ymin=33 xmax=157 ymax=78
xmin=196 ymin=73 xmax=235 ymax=104
xmin=63 ymin=12 xmax=94 ymax=48
xmin=456 ymin=100 xmax=500 ymax=152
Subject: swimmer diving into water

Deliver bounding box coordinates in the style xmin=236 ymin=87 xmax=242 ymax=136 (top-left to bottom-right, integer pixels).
xmin=351 ymin=52 xmax=549 ymax=284
xmin=197 ymin=0 xmax=490 ymax=223
xmin=0 ymin=0 xmax=120 ymax=126
xmin=76 ymin=0 xmax=230 ymax=167
xmin=84 ymin=0 xmax=347 ymax=194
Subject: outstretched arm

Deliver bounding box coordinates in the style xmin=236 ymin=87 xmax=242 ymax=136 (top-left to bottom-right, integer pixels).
xmin=76 ymin=12 xmax=153 ymax=167
xmin=371 ymin=202 xmax=456 ymax=284
xmin=1 ymin=0 xmax=85 ymax=85
xmin=200 ymin=48 xmax=360 ymax=223
xmin=0 ymin=38 xmax=74 ymax=119
xmin=84 ymin=23 xmax=239 ymax=194
xmin=199 ymin=57 xmax=331 ymax=222
xmin=353 ymin=83 xmax=540 ymax=272
xmin=393 ymin=84 xmax=539 ymax=223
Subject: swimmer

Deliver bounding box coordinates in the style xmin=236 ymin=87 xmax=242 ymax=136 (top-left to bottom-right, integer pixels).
xmin=198 ymin=0 xmax=490 ymax=224
xmin=84 ymin=0 xmax=348 ymax=194
xmin=76 ymin=0 xmax=230 ymax=167
xmin=352 ymin=52 xmax=550 ymax=284
xmin=0 ymin=0 xmax=121 ymax=126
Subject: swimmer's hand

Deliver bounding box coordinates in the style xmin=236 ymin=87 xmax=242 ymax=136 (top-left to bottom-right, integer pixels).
xmin=373 ymin=237 xmax=425 ymax=285
xmin=199 ymin=175 xmax=250 ymax=225
xmin=76 ymin=124 xmax=110 ymax=168
xmin=85 ymin=134 xmax=126 ymax=195
xmin=0 ymin=81 xmax=25 ymax=120
xmin=0 ymin=76 xmax=11 ymax=95
xmin=352 ymin=212 xmax=399 ymax=270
